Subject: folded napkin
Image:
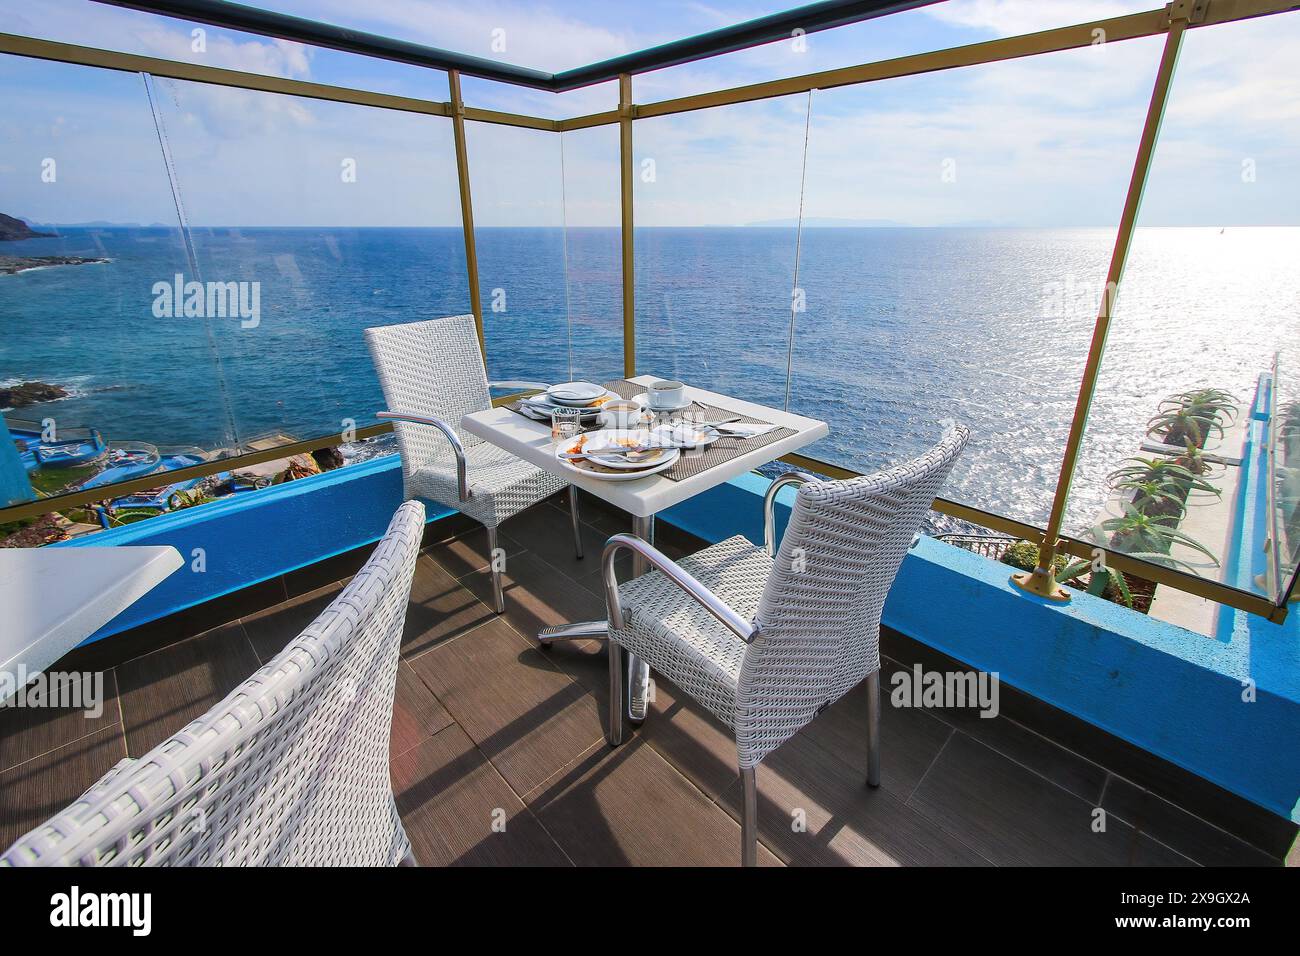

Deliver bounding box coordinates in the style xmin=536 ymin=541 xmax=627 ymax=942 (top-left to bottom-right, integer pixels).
xmin=715 ymin=421 xmax=777 ymax=438
xmin=583 ymin=429 xmax=654 ymax=453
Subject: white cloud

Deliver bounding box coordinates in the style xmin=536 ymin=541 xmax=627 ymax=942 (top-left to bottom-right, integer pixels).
xmin=923 ymin=0 xmax=1149 ymax=36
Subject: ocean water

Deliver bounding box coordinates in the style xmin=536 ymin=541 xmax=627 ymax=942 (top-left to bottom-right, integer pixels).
xmin=1 ymin=225 xmax=1295 ymax=534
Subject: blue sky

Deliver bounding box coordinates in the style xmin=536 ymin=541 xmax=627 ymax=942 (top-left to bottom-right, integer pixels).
xmin=1 ymin=0 xmax=1297 ymax=227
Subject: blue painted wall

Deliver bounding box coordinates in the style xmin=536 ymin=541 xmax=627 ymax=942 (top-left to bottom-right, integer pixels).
xmin=53 ymin=454 xmax=450 ymax=640
xmin=0 ymin=418 xmax=34 ymax=507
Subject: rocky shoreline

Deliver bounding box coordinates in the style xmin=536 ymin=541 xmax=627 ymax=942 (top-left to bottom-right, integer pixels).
xmin=0 ymin=381 xmax=69 ymax=409
xmin=0 ymin=255 xmax=109 ymax=276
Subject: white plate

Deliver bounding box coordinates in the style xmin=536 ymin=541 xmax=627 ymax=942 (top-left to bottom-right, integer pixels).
xmin=555 ymin=445 xmax=680 ymax=481
xmin=575 ymin=429 xmax=672 ymax=469
xmin=527 ymin=388 xmax=620 ymax=410
xmin=556 ymin=429 xmax=686 ymax=478
xmin=547 ymin=381 xmax=605 ymax=402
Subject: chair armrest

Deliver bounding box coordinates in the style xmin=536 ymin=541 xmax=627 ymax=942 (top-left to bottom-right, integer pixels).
xmin=763 ymin=471 xmax=819 ymax=556
xmin=602 ymin=533 xmax=758 ymax=644
xmin=375 ymin=410 xmax=471 ymax=501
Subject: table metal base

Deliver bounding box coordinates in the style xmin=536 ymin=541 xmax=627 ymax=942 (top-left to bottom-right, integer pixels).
xmin=536 ymin=513 xmax=654 ymax=725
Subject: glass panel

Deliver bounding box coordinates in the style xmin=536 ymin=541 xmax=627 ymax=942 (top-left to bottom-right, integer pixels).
xmin=0 ymin=56 xmax=235 ymax=541
xmin=1068 ymin=14 xmax=1300 ymax=628
xmin=149 ymin=75 xmax=469 ymax=457
xmin=559 ymin=126 xmax=623 ymax=383
xmin=788 ymin=38 xmax=1164 ymax=529
xmin=633 ymin=94 xmax=811 ymax=404
xmin=1 ymin=0 xmax=449 ymax=99
xmin=465 ymin=121 xmax=571 ymax=387
xmin=641 ymin=1 xmax=1157 ymax=102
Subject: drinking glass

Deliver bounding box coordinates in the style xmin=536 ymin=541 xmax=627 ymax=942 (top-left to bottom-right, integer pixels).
xmin=551 ymin=406 xmax=584 ymax=452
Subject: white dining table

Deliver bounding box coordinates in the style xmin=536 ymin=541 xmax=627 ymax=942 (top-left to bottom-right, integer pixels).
xmin=462 ymin=374 xmax=828 ymax=721
xmin=0 ymin=545 xmax=183 ymax=703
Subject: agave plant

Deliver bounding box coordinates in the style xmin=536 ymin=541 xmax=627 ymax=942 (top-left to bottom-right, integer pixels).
xmin=1111 ymin=477 xmax=1188 ymax=518
xmin=1148 ymin=388 xmax=1238 ymax=449
xmin=1100 ymin=504 xmax=1220 ymax=569
xmin=1107 ymin=456 xmax=1220 ymax=497
xmin=1147 ymin=406 xmax=1225 ymax=449
xmin=1158 ymin=387 xmax=1238 ymax=423
xmin=1059 ymin=557 xmax=1133 ymax=608
xmin=1174 ymin=443 xmax=1214 ymax=477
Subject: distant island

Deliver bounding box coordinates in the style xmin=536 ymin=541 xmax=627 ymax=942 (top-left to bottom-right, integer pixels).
xmin=0 ymin=212 xmax=109 ymax=275
xmin=745 ymin=216 xmax=906 ymax=228
xmin=0 ymin=213 xmax=54 ymax=241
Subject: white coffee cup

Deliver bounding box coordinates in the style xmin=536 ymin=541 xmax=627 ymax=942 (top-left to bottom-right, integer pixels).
xmin=599 ymin=400 xmax=647 ymax=429
xmin=647 ymin=380 xmax=686 ymax=410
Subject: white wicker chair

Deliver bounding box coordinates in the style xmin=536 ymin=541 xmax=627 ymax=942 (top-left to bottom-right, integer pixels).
xmin=1 ymin=501 xmax=427 ymax=867
xmin=600 ymin=425 xmax=970 ymax=865
xmin=365 ymin=314 xmax=584 ymax=613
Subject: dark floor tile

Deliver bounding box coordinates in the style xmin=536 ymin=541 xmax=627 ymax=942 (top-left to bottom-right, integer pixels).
xmin=909 ymin=732 xmax=1185 ymax=866
xmin=425 ymin=524 xmax=523 ymax=579
xmin=883 ymin=628 xmax=1289 ymax=856
xmin=0 ymin=727 xmax=127 ymax=853
xmin=58 ymin=576 xmax=286 ymax=673
xmin=420 ymin=511 xmax=480 ymax=547
xmin=636 ymin=678 xmax=741 ymax=800
xmin=407 ymin=617 xmax=604 ymax=796
xmin=501 ymin=503 xmax=607 ymax=582
xmin=881 ymin=656 xmax=1108 ymax=805
xmin=528 ymin=738 xmax=781 ymax=866
xmin=462 ymin=551 xmax=605 ymax=642
xmin=116 ymin=621 xmax=261 ymax=755
xmin=549 ymin=487 xmax=632 ymax=538
xmin=392 ymin=725 xmax=570 ymax=866
xmin=0 ymin=670 xmax=121 ymax=772
xmin=718 ymin=732 xmax=991 ymax=866
xmin=241 ymin=583 xmax=343 ymax=663
xmin=391 ymin=660 xmax=454 ymax=760
xmin=799 ymin=662 xmax=954 ymax=803
xmin=401 ymin=555 xmax=496 ymax=659
xmin=1102 ymin=776 xmax=1278 ymax=867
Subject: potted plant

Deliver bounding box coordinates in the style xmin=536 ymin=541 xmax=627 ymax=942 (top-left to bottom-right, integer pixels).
xmin=1099 ymin=504 xmax=1220 ymax=569
xmin=1146 ymin=388 xmax=1237 ymax=449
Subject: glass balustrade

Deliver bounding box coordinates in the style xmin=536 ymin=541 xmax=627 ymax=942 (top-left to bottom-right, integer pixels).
xmin=1 ymin=1 xmax=1296 ymax=627
xmin=632 ymin=95 xmax=811 ymax=405
xmin=1064 ymin=12 xmax=1300 ymax=630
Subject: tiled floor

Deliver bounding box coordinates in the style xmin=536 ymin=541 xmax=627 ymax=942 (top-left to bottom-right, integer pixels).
xmin=0 ymin=491 xmax=1288 ymax=866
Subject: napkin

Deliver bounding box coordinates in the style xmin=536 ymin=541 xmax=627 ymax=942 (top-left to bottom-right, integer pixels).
xmin=715 ymin=422 xmax=777 ymax=438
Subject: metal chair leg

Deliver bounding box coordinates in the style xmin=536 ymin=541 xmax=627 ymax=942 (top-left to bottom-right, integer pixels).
xmin=607 ymin=641 xmax=626 ymax=746
xmin=740 ymin=765 xmax=758 ymax=867
xmin=568 ymin=484 xmax=584 ymax=560
xmin=866 ymin=668 xmax=881 ymax=788
xmin=486 ymin=525 xmax=505 ymax=614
